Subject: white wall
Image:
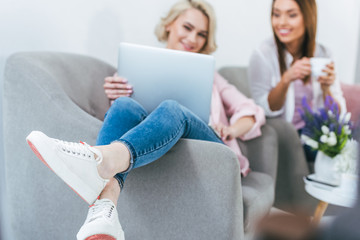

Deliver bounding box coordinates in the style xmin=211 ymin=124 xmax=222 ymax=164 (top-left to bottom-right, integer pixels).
xmin=0 ymin=0 xmax=358 ymax=84
xmin=316 ymin=0 xmax=360 ymax=83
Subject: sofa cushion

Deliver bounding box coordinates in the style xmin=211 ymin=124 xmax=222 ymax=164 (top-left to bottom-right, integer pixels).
xmin=242 ymin=172 xmax=275 ymax=232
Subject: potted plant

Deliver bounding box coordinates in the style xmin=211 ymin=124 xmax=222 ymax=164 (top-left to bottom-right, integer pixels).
xmin=299 ymin=96 xmax=357 ymax=185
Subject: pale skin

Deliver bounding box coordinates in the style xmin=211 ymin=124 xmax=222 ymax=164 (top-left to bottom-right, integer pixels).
xmin=268 ymin=0 xmax=337 ymax=111
xmin=213 ymin=116 xmax=255 ymax=142
xmin=95 ymin=8 xmax=256 ymax=204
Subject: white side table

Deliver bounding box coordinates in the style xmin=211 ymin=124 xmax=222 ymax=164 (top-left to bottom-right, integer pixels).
xmin=304 ymin=174 xmax=357 ymax=225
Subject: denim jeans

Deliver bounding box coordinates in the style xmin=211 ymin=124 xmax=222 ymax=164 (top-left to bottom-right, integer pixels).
xmin=96 ymin=97 xmax=222 ymax=189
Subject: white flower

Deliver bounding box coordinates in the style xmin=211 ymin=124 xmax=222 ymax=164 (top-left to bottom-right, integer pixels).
xmin=344 ymin=112 xmax=352 ymax=123
xmin=344 ymin=125 xmax=352 ymax=135
xmin=335 ymin=139 xmax=359 ymax=174
xmin=323 ymin=131 xmax=337 ymax=146
xmin=301 ymin=135 xmax=319 ymax=149
xmin=321 ymin=125 xmax=330 ymax=135
xmin=307 ymin=139 xmax=319 ymax=149
xmin=329 ymin=131 xmax=336 ymax=138
xmin=320 ymin=135 xmax=328 ymax=143
xmin=327 ymin=136 xmax=337 ymax=147
xmin=328 ymin=110 xmax=335 ymax=118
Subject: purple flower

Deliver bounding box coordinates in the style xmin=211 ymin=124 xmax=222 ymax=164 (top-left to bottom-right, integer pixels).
xmin=301 ymin=96 xmax=313 ymax=115
xmin=299 ymin=96 xmax=353 ymax=157
xmin=325 ymin=95 xmax=332 ymax=109
xmin=319 ymin=108 xmax=328 ymax=121
xmin=337 ymin=125 xmax=342 ymax=135
xmin=329 ymin=123 xmax=335 ymax=132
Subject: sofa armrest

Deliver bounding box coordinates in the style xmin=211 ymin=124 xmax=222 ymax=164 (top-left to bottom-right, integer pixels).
xmin=266 ymin=117 xmax=317 ymax=212
xmin=118 ymin=139 xmax=245 ymax=240
xmin=238 ymin=124 xmax=278 ymax=181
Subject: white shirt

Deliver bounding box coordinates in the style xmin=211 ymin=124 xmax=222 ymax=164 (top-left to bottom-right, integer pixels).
xmin=248 ymin=38 xmax=346 ymax=122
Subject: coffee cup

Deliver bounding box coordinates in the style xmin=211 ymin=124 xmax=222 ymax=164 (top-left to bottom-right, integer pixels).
xmin=310 ymin=57 xmax=332 ymax=77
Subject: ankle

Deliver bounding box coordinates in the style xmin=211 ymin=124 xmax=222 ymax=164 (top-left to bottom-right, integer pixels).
xmin=95 ymin=143 xmax=131 ymax=179
xmin=99 ymin=178 xmax=121 ymax=205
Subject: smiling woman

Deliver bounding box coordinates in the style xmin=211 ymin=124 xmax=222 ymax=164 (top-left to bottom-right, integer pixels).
xmin=248 ymin=0 xmax=346 ymax=166
xmin=271 ymin=0 xmax=317 ymax=76
xmin=155 ymin=0 xmax=216 ymax=54
xmin=165 ymin=8 xmax=209 ymax=53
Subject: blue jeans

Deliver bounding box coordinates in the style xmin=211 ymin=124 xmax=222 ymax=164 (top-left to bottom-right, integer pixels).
xmin=96 ymin=97 xmax=222 ymax=189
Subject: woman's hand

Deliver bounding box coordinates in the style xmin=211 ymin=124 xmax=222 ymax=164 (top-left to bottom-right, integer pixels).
xmin=212 ymin=116 xmax=255 ymax=142
xmin=284 ymin=57 xmax=311 ymax=83
xmin=103 ymin=74 xmax=133 ymax=100
xmin=317 ymin=62 xmax=335 ymax=94
xmin=213 ymin=123 xmax=237 ymax=141
xmin=268 ymin=58 xmax=311 ymax=111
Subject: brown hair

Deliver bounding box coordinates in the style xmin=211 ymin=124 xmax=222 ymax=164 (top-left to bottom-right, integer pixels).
xmin=155 ymin=0 xmax=217 ymax=54
xmin=272 ymin=0 xmax=317 ymax=76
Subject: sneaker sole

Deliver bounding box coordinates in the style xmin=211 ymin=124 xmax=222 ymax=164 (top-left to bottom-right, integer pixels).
xmin=26 ymin=132 xmax=101 ymax=205
xmin=85 ymin=235 xmax=116 ymax=240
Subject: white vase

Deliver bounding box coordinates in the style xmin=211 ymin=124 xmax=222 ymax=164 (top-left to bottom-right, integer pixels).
xmin=314 ymin=151 xmax=341 ymax=184
xmin=340 ymin=173 xmax=358 ymax=195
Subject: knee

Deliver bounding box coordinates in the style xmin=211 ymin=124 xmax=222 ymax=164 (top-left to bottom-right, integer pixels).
xmin=112 ymin=97 xmax=136 ymax=109
xmin=108 ymin=97 xmax=146 ymax=117
xmin=158 ymin=99 xmax=182 ymax=111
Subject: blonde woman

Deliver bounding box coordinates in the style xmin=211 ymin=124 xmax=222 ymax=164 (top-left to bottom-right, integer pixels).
xmin=26 ymin=1 xmax=265 ymax=239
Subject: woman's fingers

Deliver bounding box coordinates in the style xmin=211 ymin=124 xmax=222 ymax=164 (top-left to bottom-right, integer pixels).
xmin=105 ymin=89 xmax=133 ymax=95
xmin=104 ymin=76 xmax=128 ymax=83
xmin=104 ymin=75 xmax=133 ymax=99
xmin=289 ymin=58 xmax=311 ymax=80
xmin=318 ymin=76 xmax=334 ymax=86
xmin=220 ymin=126 xmax=235 ymax=141
xmin=318 ymin=64 xmax=335 ymax=86
xmin=104 ymin=82 xmax=133 ymax=90
xmin=326 ymin=62 xmax=335 ymax=70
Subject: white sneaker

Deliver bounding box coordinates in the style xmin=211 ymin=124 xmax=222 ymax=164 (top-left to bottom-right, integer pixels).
xmin=77 ymin=199 xmax=125 ymax=240
xmin=26 ymin=131 xmax=109 ymax=205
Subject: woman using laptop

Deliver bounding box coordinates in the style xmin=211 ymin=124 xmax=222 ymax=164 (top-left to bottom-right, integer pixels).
xmin=248 ymin=0 xmax=346 ymax=164
xmin=26 ymin=0 xmax=265 ymax=239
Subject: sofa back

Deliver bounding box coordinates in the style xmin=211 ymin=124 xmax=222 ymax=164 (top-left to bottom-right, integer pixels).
xmin=5 ymin=52 xmax=114 ymax=121
xmin=218 ymin=66 xmax=251 ymax=98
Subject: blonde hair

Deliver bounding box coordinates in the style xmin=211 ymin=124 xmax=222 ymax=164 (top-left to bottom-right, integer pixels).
xmin=155 ymin=0 xmax=217 ymax=54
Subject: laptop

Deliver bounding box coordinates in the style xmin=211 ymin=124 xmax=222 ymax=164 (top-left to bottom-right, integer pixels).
xmin=117 ymin=42 xmax=215 ymax=122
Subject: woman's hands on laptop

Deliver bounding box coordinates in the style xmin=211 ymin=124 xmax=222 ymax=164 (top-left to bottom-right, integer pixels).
xmin=104 ymin=73 xmax=133 ymax=103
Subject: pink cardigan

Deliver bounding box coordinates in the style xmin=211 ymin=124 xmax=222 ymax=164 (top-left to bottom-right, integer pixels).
xmin=209 ymin=72 xmax=266 ymax=176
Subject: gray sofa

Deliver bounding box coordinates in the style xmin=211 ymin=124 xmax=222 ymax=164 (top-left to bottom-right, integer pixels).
xmin=3 ymin=52 xmax=277 ymax=240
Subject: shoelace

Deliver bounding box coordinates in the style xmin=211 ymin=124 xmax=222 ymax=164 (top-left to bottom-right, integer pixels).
xmin=87 ymin=200 xmax=115 ymax=223
xmin=55 ymin=139 xmax=102 ymax=164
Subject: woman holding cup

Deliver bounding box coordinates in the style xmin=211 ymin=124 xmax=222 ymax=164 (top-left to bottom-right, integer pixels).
xmin=248 ymin=0 xmax=346 ymax=164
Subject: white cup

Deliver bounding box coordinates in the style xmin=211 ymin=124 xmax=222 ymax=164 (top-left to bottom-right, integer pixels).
xmin=310 ymin=57 xmax=332 ymax=77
